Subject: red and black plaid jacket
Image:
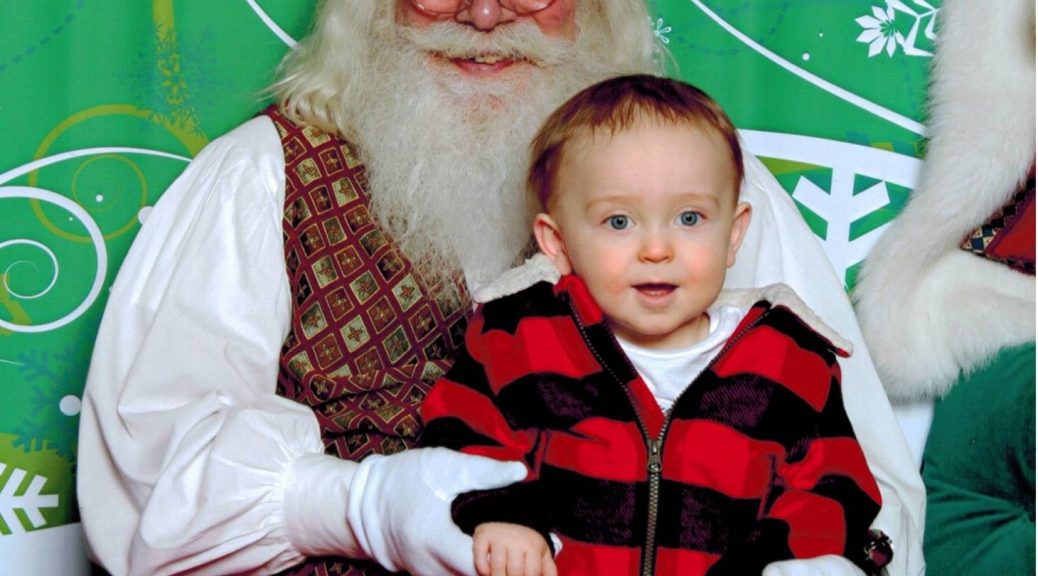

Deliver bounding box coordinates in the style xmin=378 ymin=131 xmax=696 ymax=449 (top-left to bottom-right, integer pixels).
xmin=422 ymin=272 xmax=882 ymax=575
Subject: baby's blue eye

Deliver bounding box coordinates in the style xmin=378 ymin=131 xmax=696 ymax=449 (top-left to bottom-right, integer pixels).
xmin=678 ymin=211 xmax=701 ymax=226
xmin=607 ymin=215 xmax=630 ymax=230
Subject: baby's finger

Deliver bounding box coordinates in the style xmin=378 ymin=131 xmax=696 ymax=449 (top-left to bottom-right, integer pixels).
xmin=473 ymin=535 xmax=491 ymax=576
xmin=489 ymin=546 xmax=508 ymax=576
xmin=523 ymin=548 xmax=541 ymax=576
xmin=507 ymin=547 xmax=526 ymax=576
xmin=541 ymin=550 xmax=558 ymax=576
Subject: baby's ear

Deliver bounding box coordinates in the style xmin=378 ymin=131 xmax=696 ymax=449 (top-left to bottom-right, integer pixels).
xmin=727 ymin=201 xmax=752 ymax=268
xmin=533 ymin=213 xmax=573 ymax=275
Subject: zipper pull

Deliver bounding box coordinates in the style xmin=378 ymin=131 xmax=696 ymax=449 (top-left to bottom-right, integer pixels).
xmin=647 ymin=439 xmax=662 ymax=475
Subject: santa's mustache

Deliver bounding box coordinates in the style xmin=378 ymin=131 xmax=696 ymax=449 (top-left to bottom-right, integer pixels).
xmin=398 ymin=19 xmax=575 ymax=67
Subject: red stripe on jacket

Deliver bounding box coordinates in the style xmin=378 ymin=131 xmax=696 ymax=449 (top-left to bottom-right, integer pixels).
xmin=554 ymin=537 xmax=640 ymax=575
xmin=663 ymin=419 xmax=784 ymax=499
xmin=781 ymin=437 xmax=883 ymax=503
xmin=655 ymin=547 xmax=722 ymax=575
xmin=769 ymin=490 xmax=847 ymax=557
xmin=466 ymin=314 xmax=603 ymax=396
xmin=712 ymin=323 xmax=835 ymax=411
xmin=543 ymin=418 xmax=646 ymax=482
xmin=422 ymin=378 xmax=538 ymax=463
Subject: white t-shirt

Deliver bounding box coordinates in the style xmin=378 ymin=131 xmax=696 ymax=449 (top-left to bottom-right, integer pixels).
xmin=618 ymin=305 xmax=746 ymax=411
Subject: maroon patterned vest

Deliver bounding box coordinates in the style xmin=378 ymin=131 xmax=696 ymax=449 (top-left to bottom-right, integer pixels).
xmin=266 ymin=107 xmax=469 ymax=576
xmin=960 ymin=160 xmax=1036 ymax=276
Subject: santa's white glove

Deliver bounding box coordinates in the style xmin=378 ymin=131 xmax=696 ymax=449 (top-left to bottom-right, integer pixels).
xmin=763 ymin=555 xmax=865 ymax=576
xmin=347 ymin=447 xmax=527 ymax=576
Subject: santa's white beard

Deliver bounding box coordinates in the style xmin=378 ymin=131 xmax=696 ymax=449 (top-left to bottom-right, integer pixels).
xmin=351 ymin=16 xmax=612 ymax=290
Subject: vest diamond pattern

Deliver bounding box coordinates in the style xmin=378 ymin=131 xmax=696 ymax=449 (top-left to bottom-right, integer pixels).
xmin=267 ymin=107 xmax=469 ymax=576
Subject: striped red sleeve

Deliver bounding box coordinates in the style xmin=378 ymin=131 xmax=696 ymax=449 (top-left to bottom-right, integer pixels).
xmin=420 ymin=307 xmax=553 ymax=541
xmin=758 ymin=360 xmax=883 ymax=569
xmin=421 ymin=373 xmax=539 ymax=463
xmin=705 ymin=352 xmax=883 ymax=574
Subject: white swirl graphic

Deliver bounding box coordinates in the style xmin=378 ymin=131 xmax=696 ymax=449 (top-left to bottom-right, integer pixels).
xmin=0 ymin=240 xmax=59 ymax=300
xmin=245 ymin=0 xmax=298 ymax=47
xmin=0 ymin=187 xmax=106 ymax=333
xmin=0 ymin=146 xmax=189 ymax=333
xmin=0 ymin=147 xmax=190 ymax=185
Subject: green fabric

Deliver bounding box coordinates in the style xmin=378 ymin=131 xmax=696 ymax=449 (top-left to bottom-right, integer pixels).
xmin=922 ymin=342 xmax=1037 ymax=575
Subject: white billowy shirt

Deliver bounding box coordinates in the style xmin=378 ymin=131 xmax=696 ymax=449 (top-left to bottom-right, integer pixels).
xmin=618 ymin=305 xmax=746 ymax=412
xmin=78 ymin=115 xmax=926 ymax=575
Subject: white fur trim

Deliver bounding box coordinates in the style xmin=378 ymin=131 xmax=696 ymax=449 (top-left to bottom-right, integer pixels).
xmin=858 ymin=249 xmax=1035 ymax=400
xmin=472 ymin=253 xmax=560 ymax=303
xmin=854 ymin=0 xmax=1036 ymax=400
xmin=717 ymin=284 xmax=853 ymax=355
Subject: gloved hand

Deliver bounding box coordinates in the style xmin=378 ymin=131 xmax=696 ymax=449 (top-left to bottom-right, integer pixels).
xmin=346 ymin=447 xmax=527 ymax=576
xmin=763 ymin=555 xmax=865 ymax=576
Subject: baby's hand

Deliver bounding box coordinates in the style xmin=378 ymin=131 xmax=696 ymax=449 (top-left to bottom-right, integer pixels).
xmin=473 ymin=522 xmax=557 ymax=576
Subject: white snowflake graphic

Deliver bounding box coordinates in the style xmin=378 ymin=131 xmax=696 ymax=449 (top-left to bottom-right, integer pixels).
xmin=856 ymin=0 xmax=937 ymax=58
xmin=790 ymin=174 xmax=892 ymax=285
xmin=740 ymin=130 xmax=923 ymax=288
xmin=649 ymin=16 xmax=672 ymax=45
xmin=0 ymin=463 xmax=59 ymax=534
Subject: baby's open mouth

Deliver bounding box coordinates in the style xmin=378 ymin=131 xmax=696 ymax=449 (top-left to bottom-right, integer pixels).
xmin=635 ymin=283 xmax=676 ymax=296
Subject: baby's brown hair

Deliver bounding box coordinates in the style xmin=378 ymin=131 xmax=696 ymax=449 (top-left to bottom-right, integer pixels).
xmin=527 ymin=74 xmax=744 ymax=211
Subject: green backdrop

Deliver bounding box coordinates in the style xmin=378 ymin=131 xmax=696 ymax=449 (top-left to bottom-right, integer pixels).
xmin=0 ymin=1 xmax=934 ymax=571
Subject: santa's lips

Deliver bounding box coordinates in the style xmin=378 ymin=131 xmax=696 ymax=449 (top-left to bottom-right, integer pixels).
xmin=449 ymin=53 xmax=521 ymax=73
xmin=471 ymin=54 xmax=509 ymax=65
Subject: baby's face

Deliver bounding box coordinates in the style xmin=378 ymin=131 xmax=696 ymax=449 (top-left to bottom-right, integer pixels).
xmin=537 ymin=119 xmax=750 ymax=350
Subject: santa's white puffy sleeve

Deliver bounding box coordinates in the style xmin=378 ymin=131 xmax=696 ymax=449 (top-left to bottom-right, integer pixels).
xmin=76 ymin=116 xmax=370 ymax=575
